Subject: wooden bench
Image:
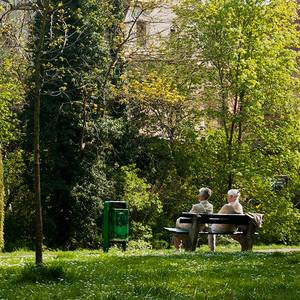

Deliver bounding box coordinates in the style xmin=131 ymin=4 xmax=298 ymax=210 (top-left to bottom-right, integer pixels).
xmin=165 ymin=213 xmax=259 ymax=251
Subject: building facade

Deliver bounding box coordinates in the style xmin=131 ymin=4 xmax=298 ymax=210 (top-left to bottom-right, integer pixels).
xmin=124 ymin=1 xmax=178 ymax=57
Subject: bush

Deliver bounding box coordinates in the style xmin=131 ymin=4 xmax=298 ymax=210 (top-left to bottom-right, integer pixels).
xmin=127 ymin=240 xmax=152 ymax=250
xmin=118 ymin=165 xmax=163 ymax=242
xmin=151 ymin=239 xmax=169 ymax=249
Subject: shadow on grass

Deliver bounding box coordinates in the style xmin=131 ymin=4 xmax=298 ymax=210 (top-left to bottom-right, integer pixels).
xmin=18 ymin=263 xmax=66 ymax=283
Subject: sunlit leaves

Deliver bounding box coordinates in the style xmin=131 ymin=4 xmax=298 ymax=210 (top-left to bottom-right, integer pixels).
xmin=0 ymin=56 xmax=23 ymax=146
xmin=124 ymin=71 xmax=185 ymax=104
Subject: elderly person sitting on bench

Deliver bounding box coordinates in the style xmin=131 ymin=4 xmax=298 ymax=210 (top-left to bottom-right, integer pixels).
xmin=210 ymin=189 xmax=243 ymax=251
xmin=173 ymin=187 xmax=214 ymax=251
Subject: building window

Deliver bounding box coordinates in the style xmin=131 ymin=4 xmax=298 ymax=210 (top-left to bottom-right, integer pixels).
xmin=136 ymin=20 xmax=147 ymax=47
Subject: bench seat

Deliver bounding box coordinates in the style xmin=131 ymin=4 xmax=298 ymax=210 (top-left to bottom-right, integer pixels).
xmin=164 ymin=227 xmax=190 ymax=235
xmin=164 ymin=228 xmax=258 ymax=236
xmin=198 ymin=231 xmax=258 ymax=235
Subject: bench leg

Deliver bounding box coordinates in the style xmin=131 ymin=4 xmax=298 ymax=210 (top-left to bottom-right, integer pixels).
xmin=231 ymin=235 xmax=248 ymax=251
xmin=183 ymin=236 xmax=192 ymax=251
xmin=188 ymin=215 xmax=199 ymax=251
xmin=232 ymin=235 xmax=252 ymax=251
xmin=172 ymin=234 xmax=184 ymax=251
xmin=240 ymin=236 xmax=253 ymax=251
xmin=171 ymin=215 xmax=201 ymax=252
xmin=208 ymin=234 xmax=216 ymax=252
xmin=172 ymin=234 xmax=190 ymax=251
xmin=172 ymin=235 xmax=180 ymax=250
xmin=232 ymin=226 xmax=255 ymax=251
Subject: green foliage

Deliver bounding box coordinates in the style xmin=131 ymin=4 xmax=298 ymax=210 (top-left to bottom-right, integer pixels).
xmin=121 ymin=165 xmax=162 ymax=217
xmin=3 ymin=150 xmax=35 ymax=251
xmin=0 ymin=45 xmax=23 ymax=147
xmin=2 ymin=0 xmax=300 ymax=249
xmin=22 ymin=0 xmax=126 ymax=248
xmin=120 ymin=66 xmax=206 ymax=237
xmin=127 ymin=239 xmax=152 ymax=250
xmin=116 ymin=0 xmax=300 ymax=246
xmin=119 ymin=165 xmax=163 ymax=241
xmin=163 ymin=0 xmax=300 ymax=242
xmin=69 ymin=158 xmax=113 ymax=248
xmin=0 ymin=17 xmax=25 ymax=252
xmin=260 ymin=196 xmax=300 ymax=244
xmin=122 ymin=68 xmax=201 ymax=142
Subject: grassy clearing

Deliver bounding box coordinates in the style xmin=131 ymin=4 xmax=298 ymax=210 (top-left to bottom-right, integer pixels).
xmin=0 ymin=246 xmax=300 ymax=300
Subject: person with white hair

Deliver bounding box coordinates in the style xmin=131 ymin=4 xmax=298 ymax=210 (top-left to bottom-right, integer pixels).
xmin=173 ymin=187 xmax=214 ymax=251
xmin=209 ymin=189 xmax=244 ymax=251
xmin=218 ymin=189 xmax=243 ymax=216
xmin=189 ymin=187 xmax=213 ymax=215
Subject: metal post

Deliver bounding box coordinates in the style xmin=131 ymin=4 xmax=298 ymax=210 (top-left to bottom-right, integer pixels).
xmin=102 ymin=201 xmax=110 ymax=252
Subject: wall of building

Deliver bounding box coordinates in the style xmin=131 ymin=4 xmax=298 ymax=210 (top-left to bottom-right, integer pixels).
xmin=124 ymin=1 xmax=178 ymax=57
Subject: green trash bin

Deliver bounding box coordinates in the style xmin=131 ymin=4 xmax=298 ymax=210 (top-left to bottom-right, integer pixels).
xmin=102 ymin=201 xmax=129 ymax=252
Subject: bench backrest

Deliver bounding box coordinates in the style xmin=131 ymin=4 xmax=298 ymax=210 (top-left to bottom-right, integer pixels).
xmin=181 ymin=212 xmax=250 ymax=225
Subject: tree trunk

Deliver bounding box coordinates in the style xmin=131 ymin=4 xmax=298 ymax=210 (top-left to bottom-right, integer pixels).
xmin=33 ymin=5 xmax=48 ymax=265
xmin=0 ymin=149 xmax=4 ymax=251
xmin=34 ymin=78 xmax=43 ymax=264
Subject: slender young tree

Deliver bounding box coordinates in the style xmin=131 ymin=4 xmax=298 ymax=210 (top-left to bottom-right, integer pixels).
xmin=32 ymin=0 xmax=50 ymax=265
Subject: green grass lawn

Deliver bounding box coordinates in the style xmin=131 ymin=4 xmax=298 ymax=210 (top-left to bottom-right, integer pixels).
xmin=0 ymin=246 xmax=300 ymax=300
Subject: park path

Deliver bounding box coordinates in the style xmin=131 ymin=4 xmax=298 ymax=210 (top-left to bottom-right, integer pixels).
xmin=255 ymin=248 xmax=300 ymax=253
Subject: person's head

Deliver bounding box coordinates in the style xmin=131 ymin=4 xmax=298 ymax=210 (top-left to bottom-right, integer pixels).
xmin=226 ymin=189 xmax=240 ymax=203
xmin=197 ymin=187 xmax=212 ymax=201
